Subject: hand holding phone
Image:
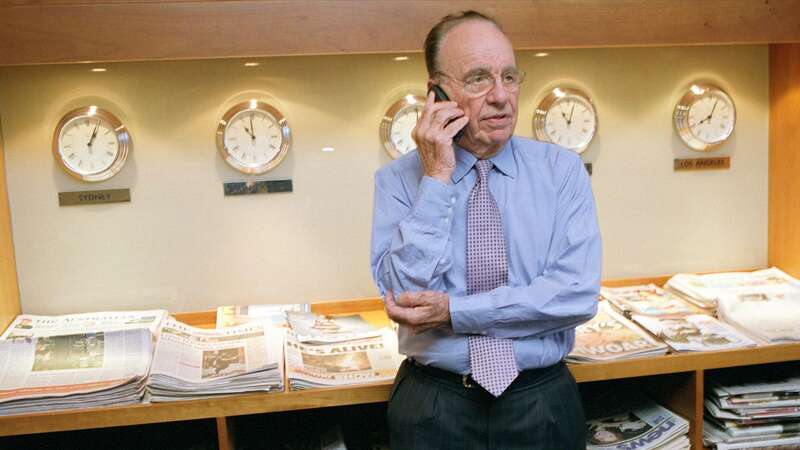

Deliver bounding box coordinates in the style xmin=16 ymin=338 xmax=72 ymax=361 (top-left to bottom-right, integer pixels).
xmin=410 ymin=88 xmax=468 ymax=184
xmin=429 ymin=85 xmax=466 ymax=142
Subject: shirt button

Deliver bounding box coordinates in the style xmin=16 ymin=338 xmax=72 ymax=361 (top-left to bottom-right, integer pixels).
xmin=450 ymin=196 xmax=456 ymax=205
xmin=441 ymin=217 xmax=449 ymax=224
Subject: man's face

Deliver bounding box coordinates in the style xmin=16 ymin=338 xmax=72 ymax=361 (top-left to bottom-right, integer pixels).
xmin=434 ymin=20 xmax=519 ymax=158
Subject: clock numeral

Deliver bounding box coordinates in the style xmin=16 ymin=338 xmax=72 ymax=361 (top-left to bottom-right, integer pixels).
xmin=106 ymin=151 xmax=114 ymax=157
xmin=68 ymin=153 xmax=75 ymax=159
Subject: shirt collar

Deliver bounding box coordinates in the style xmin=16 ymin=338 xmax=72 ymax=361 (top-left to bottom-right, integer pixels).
xmin=451 ymin=138 xmax=517 ymax=184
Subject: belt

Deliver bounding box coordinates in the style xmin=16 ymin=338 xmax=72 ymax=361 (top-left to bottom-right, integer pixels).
xmin=405 ymin=358 xmax=564 ymax=390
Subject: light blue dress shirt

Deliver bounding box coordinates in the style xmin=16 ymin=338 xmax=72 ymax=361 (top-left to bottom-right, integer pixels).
xmin=370 ymin=136 xmax=602 ymax=375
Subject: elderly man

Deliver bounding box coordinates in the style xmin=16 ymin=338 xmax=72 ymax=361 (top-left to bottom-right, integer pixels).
xmin=370 ymin=10 xmax=602 ymax=450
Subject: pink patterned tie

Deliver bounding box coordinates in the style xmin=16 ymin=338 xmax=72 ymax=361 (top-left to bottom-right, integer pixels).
xmin=467 ymin=159 xmax=519 ymax=397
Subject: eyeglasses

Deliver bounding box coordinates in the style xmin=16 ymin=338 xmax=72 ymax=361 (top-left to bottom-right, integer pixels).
xmin=435 ymin=69 xmax=526 ymax=97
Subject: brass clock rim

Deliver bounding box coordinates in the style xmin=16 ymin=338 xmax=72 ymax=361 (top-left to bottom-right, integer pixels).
xmin=672 ymin=82 xmax=736 ymax=152
xmin=215 ymin=100 xmax=291 ymax=175
xmin=532 ymin=86 xmax=598 ymax=154
xmin=380 ymin=94 xmax=425 ymax=160
xmin=52 ymin=106 xmax=131 ymax=183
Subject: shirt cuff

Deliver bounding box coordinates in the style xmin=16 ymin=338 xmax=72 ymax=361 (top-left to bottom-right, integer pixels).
xmin=449 ymin=292 xmax=492 ymax=335
xmin=411 ymin=176 xmax=458 ymax=230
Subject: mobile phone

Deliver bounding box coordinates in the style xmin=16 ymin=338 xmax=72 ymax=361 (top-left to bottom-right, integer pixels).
xmin=429 ymin=85 xmax=465 ymax=143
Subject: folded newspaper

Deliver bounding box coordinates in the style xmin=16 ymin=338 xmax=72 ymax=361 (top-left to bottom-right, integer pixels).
xmin=632 ymin=314 xmax=757 ymax=352
xmin=586 ymin=397 xmax=690 ymax=450
xmin=285 ymin=328 xmax=403 ymax=390
xmin=0 ymin=310 xmax=168 ymax=341
xmin=148 ymin=318 xmax=284 ymax=401
xmin=716 ymin=291 xmax=800 ymax=343
xmin=601 ymin=284 xmax=704 ymax=318
xmin=216 ymin=303 xmax=310 ymax=329
xmin=286 ymin=311 xmax=383 ymax=344
xmin=567 ymin=301 xmax=668 ymax=363
xmin=665 ymin=268 xmax=800 ymax=310
xmin=0 ymin=328 xmax=152 ymax=415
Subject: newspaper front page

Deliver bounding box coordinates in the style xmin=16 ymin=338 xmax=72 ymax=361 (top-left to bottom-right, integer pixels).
xmin=567 ymin=301 xmax=667 ymax=363
xmin=0 ymin=328 xmax=152 ymax=415
xmin=148 ymin=318 xmax=283 ymax=401
xmin=665 ymin=268 xmax=800 ymax=310
xmin=286 ymin=311 xmax=383 ymax=344
xmin=586 ymin=398 xmax=689 ymax=450
xmin=601 ymin=284 xmax=703 ymax=318
xmin=0 ymin=310 xmax=168 ymax=341
xmin=285 ymin=328 xmax=402 ymax=390
xmin=717 ymin=292 xmax=800 ymax=343
xmin=632 ymin=314 xmax=757 ymax=352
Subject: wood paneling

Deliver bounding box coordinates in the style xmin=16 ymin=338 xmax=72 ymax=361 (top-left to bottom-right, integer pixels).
xmin=769 ymin=44 xmax=800 ymax=278
xmin=0 ymin=118 xmax=20 ymax=331
xmin=1 ymin=0 xmax=799 ymax=66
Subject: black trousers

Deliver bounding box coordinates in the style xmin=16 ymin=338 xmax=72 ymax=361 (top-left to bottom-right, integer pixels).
xmin=387 ymin=359 xmax=586 ymax=450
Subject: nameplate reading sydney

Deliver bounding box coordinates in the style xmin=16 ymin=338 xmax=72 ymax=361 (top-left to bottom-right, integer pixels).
xmin=674 ymin=157 xmax=730 ymax=172
xmin=58 ymin=189 xmax=131 ymax=206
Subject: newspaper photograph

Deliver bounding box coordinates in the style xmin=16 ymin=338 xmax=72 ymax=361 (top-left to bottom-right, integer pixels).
xmin=567 ymin=301 xmax=667 ymax=363
xmin=285 ymin=328 xmax=403 ymax=389
xmin=0 ymin=328 xmax=152 ymax=414
xmin=286 ymin=311 xmax=382 ymax=344
xmin=0 ymin=310 xmax=168 ymax=341
xmin=632 ymin=314 xmax=757 ymax=352
xmin=216 ymin=303 xmax=309 ymax=329
xmin=601 ymin=284 xmax=703 ymax=318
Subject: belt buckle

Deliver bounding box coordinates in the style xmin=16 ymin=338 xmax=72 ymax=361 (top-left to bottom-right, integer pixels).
xmin=462 ymin=374 xmax=474 ymax=389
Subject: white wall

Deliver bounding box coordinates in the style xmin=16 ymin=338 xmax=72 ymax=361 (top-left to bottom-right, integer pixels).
xmin=0 ymin=45 xmax=768 ymax=314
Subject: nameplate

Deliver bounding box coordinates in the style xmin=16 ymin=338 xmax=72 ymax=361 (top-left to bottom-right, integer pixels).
xmin=674 ymin=157 xmax=730 ymax=172
xmin=58 ymin=189 xmax=131 ymax=206
xmin=224 ymin=179 xmax=293 ymax=196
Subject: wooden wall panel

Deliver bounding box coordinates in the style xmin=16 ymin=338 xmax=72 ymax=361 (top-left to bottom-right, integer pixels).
xmin=0 ymin=118 xmax=21 ymax=330
xmin=769 ymin=44 xmax=800 ymax=278
xmin=1 ymin=0 xmax=799 ymax=66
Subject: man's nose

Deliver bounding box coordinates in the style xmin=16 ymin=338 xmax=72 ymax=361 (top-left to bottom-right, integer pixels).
xmin=485 ymin=76 xmax=509 ymax=104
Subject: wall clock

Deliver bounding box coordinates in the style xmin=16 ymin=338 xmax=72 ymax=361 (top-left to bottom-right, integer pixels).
xmin=216 ymin=100 xmax=291 ymax=174
xmin=533 ymin=86 xmax=597 ymax=154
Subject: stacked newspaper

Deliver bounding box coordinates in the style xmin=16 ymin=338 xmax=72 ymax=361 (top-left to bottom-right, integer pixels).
xmin=0 ymin=309 xmax=168 ymax=341
xmin=601 ymin=284 xmax=704 ymax=318
xmin=148 ymin=318 xmax=283 ymax=401
xmin=704 ymin=369 xmax=800 ymax=449
xmin=0 ymin=328 xmax=153 ymax=415
xmin=716 ymin=291 xmax=800 ymax=344
xmin=216 ymin=303 xmax=310 ymax=329
xmin=585 ymin=395 xmax=690 ymax=450
xmin=284 ymin=312 xmax=403 ymax=390
xmin=665 ymin=268 xmax=800 ymax=311
xmin=632 ymin=314 xmax=757 ymax=352
xmin=567 ymin=301 xmax=668 ymax=363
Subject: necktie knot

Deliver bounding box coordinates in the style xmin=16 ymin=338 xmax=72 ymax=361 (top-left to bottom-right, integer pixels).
xmin=475 ymin=159 xmax=493 ymax=183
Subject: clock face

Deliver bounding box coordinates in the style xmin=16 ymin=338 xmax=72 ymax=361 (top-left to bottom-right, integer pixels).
xmin=217 ymin=101 xmax=291 ymax=174
xmin=52 ymin=107 xmax=131 ymax=182
xmin=674 ymin=84 xmax=736 ymax=151
xmin=533 ymin=87 xmax=597 ymax=153
xmin=380 ymin=94 xmax=425 ymax=159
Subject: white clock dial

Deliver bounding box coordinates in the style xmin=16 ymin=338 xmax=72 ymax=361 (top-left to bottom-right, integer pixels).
xmin=217 ymin=101 xmax=291 ymax=174
xmin=381 ymin=94 xmax=425 ymax=159
xmin=52 ymin=106 xmax=131 ymax=182
xmin=533 ymin=87 xmax=597 ymax=154
xmin=58 ymin=116 xmax=120 ymax=176
xmin=224 ymin=109 xmax=282 ymax=169
xmin=674 ymin=83 xmax=736 ymax=151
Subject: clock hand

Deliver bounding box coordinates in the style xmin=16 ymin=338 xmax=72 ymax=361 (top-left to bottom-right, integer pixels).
xmin=87 ymin=120 xmax=100 ymax=147
xmin=244 ymin=125 xmax=255 ymax=140
xmin=249 ymin=112 xmax=256 ymax=140
xmin=708 ymin=100 xmax=719 ymax=120
xmin=568 ymin=103 xmax=575 ymax=126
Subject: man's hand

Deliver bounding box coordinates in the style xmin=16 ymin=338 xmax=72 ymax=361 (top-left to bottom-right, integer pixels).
xmin=384 ymin=290 xmax=451 ymax=334
xmin=411 ymin=90 xmax=469 ymax=185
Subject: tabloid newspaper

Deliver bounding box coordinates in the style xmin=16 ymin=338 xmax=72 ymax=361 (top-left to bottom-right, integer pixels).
xmin=0 ymin=328 xmax=152 ymax=415
xmin=665 ymin=268 xmax=800 ymax=310
xmin=286 ymin=311 xmax=383 ymax=344
xmin=601 ymin=284 xmax=705 ymax=318
xmin=0 ymin=310 xmax=168 ymax=341
xmin=631 ymin=314 xmax=757 ymax=352
xmin=148 ymin=318 xmax=283 ymax=401
xmin=285 ymin=328 xmax=403 ymax=390
xmin=216 ymin=303 xmax=310 ymax=329
xmin=716 ymin=291 xmax=800 ymax=343
xmin=585 ymin=397 xmax=689 ymax=450
xmin=567 ymin=301 xmax=668 ymax=363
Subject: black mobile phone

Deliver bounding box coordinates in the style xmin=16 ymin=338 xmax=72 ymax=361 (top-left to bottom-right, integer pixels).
xmin=429 ymin=85 xmax=465 ymax=143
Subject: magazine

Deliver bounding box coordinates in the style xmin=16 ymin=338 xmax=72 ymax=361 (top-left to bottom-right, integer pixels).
xmin=632 ymin=314 xmax=757 ymax=352
xmin=586 ymin=397 xmax=689 ymax=449
xmin=601 ymin=284 xmax=702 ymax=318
